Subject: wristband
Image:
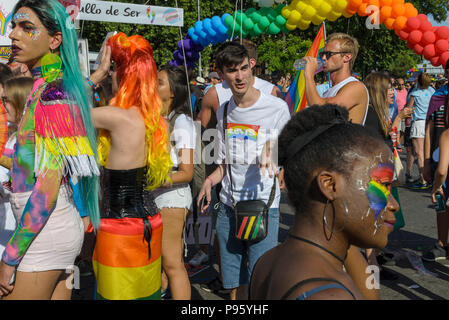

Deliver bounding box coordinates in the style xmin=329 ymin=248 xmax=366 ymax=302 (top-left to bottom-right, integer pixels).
xmin=87 ymin=78 xmax=101 ymax=102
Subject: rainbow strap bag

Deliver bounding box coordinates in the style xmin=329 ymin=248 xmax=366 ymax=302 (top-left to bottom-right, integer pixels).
xmin=223 ymin=102 xmax=276 ymax=243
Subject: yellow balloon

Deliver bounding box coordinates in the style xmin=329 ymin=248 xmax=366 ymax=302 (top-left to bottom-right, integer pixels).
xmin=327 ymin=10 xmax=342 ymax=21
xmin=295 ymin=1 xmax=308 ymax=14
xmin=302 ymin=5 xmax=317 ymax=20
xmin=310 ymin=0 xmax=324 ymax=9
xmin=281 ymin=6 xmax=292 ymax=19
xmin=327 ymin=0 xmax=336 ymax=6
xmin=297 ymin=19 xmax=311 ymax=30
xmin=311 ymin=14 xmax=326 ymax=25
xmin=335 ymin=0 xmax=348 ymax=13
xmin=287 ymin=10 xmax=302 ymax=24
xmin=318 ymin=2 xmax=332 ymax=17
xmin=285 ymin=22 xmax=297 ymax=31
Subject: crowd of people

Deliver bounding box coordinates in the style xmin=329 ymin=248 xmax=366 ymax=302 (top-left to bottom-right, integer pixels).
xmin=0 ymin=0 xmax=448 ymax=301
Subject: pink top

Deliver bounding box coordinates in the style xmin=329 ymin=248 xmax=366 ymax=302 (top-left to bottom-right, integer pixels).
xmin=396 ymin=89 xmax=408 ymax=112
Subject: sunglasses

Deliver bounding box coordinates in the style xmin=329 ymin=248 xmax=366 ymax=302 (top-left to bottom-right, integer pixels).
xmin=319 ymin=51 xmax=350 ymax=59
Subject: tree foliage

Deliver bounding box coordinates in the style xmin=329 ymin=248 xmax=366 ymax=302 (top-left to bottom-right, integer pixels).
xmin=80 ymin=0 xmax=447 ymax=78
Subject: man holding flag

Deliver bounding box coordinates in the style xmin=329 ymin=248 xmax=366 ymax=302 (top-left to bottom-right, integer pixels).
xmin=302 ymin=32 xmax=369 ymax=125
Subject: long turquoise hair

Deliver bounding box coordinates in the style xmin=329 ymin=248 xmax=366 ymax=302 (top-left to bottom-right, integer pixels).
xmin=13 ymin=0 xmax=100 ymax=229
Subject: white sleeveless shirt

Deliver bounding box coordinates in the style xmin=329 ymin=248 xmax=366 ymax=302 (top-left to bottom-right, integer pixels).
xmin=323 ymin=76 xmax=369 ymax=125
xmin=216 ymin=76 xmax=275 ymax=107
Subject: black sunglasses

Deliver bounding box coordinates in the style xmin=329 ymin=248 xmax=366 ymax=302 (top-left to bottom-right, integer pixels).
xmin=319 ymin=51 xmax=350 ymax=59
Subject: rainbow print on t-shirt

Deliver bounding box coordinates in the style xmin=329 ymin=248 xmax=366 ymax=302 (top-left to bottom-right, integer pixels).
xmin=227 ymin=123 xmax=260 ymax=142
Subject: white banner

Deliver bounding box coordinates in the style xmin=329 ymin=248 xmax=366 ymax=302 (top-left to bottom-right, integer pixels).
xmin=77 ymin=0 xmax=184 ymax=27
xmin=0 ymin=0 xmax=183 ymax=48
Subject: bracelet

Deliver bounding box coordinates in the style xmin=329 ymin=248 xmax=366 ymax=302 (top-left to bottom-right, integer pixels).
xmin=87 ymin=78 xmax=101 ymax=102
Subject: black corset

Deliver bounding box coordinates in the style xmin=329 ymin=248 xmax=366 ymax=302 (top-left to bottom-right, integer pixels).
xmin=101 ymin=167 xmax=158 ymax=219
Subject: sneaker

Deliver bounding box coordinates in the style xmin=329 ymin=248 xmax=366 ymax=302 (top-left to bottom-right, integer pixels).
xmin=407 ymin=182 xmax=432 ymax=190
xmin=405 ymin=174 xmax=414 ymax=184
xmin=377 ymin=253 xmax=396 ymax=266
xmin=422 ymin=243 xmax=448 ymax=262
xmin=200 ymin=277 xmax=230 ymax=294
xmin=188 ymin=250 xmax=209 ymax=267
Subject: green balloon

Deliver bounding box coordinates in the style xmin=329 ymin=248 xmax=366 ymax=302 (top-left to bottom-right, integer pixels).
xmin=258 ymin=16 xmax=270 ymax=30
xmin=245 ymin=8 xmax=257 ymax=16
xmin=259 ymin=7 xmax=271 ymax=16
xmin=267 ymin=9 xmax=277 ymax=22
xmin=243 ymin=17 xmax=255 ymax=31
xmin=253 ymin=24 xmax=263 ymax=36
xmin=224 ymin=15 xmax=234 ymax=28
xmin=251 ymin=12 xmax=262 ymax=23
xmin=276 ymin=15 xmax=286 ymax=25
xmin=281 ymin=24 xmax=290 ymax=33
xmin=268 ymin=22 xmax=281 ymax=35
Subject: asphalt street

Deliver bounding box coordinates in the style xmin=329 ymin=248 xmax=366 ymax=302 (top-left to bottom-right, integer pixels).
xmin=71 ymin=151 xmax=449 ymax=301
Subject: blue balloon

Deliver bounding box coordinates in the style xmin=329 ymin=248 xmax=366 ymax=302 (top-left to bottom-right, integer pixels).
xmin=194 ymin=20 xmax=203 ymax=33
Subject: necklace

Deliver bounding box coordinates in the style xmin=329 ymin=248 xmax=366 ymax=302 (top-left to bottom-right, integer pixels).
xmin=288 ymin=233 xmax=346 ymax=265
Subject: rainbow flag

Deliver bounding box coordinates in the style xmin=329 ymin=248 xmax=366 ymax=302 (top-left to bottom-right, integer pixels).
xmin=92 ymin=215 xmax=163 ymax=300
xmin=285 ymin=24 xmax=326 ymax=114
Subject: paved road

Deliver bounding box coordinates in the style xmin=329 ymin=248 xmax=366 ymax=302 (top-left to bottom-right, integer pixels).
xmin=72 ymin=151 xmax=449 ymax=300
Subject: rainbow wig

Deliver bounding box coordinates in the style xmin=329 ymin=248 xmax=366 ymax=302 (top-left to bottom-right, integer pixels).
xmin=98 ymin=33 xmax=172 ymax=190
xmin=13 ymin=0 xmax=100 ymax=228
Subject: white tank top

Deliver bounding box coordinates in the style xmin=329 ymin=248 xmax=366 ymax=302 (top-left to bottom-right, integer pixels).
xmin=216 ymin=76 xmax=275 ymax=107
xmin=323 ymin=76 xmax=369 ymax=125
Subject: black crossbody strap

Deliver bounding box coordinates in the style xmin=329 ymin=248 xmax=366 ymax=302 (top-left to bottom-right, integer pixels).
xmin=222 ymin=101 xmax=277 ymax=209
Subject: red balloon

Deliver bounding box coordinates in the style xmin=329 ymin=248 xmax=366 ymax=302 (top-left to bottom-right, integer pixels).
xmin=413 ymin=43 xmax=424 ymax=55
xmin=406 ymin=16 xmax=420 ymax=30
xmin=430 ymin=56 xmax=440 ymax=67
xmin=421 ymin=31 xmax=436 ymax=45
xmin=417 ymin=14 xmax=428 ymax=22
xmin=435 ymin=39 xmax=449 ymax=54
xmin=398 ymin=30 xmax=409 ymax=40
xmin=408 ymin=30 xmax=422 ymax=44
xmin=420 ymin=20 xmax=433 ymax=32
xmin=436 ymin=26 xmax=449 ymax=40
xmin=423 ymin=44 xmax=436 ymax=60
xmin=440 ymin=51 xmax=449 ymax=66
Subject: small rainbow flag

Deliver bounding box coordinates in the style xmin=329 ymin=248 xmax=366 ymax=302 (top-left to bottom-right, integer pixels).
xmin=285 ymin=24 xmax=326 ymax=114
xmin=92 ymin=215 xmax=163 ymax=300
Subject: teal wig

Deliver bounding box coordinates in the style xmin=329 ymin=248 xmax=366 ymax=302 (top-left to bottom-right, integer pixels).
xmin=13 ymin=0 xmax=100 ymax=229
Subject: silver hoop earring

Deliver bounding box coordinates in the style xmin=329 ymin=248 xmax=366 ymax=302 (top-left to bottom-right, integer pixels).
xmin=323 ymin=198 xmax=349 ymax=235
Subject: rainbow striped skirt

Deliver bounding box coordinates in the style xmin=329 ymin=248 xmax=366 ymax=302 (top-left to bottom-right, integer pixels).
xmin=92 ymin=215 xmax=162 ymax=300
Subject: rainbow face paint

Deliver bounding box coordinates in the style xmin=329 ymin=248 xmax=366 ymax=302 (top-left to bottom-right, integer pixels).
xmin=365 ymin=163 xmax=394 ymax=221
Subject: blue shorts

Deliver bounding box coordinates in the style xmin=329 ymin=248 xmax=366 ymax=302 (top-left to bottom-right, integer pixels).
xmin=216 ymin=202 xmax=279 ymax=289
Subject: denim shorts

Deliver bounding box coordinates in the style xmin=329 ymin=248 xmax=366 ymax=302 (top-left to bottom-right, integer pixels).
xmin=216 ymin=202 xmax=279 ymax=289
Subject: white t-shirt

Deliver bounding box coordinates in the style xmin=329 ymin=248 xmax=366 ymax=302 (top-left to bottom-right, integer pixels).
xmin=168 ymin=112 xmax=197 ymax=168
xmin=216 ymin=91 xmax=290 ymax=208
xmin=215 ymin=76 xmax=275 ymax=106
xmin=0 ymin=134 xmax=17 ymax=257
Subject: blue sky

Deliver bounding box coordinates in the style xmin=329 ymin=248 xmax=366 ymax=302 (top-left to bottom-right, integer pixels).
xmin=427 ymin=14 xmax=449 ymax=27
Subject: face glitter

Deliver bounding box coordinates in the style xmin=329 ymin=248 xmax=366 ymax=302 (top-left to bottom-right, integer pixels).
xmin=13 ymin=13 xmax=31 ymax=23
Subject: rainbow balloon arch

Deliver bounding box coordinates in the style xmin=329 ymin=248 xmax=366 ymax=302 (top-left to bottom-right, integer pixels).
xmin=169 ymin=0 xmax=449 ymax=70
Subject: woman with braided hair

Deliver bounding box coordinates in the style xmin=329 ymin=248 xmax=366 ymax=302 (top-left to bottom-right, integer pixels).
xmin=250 ymin=104 xmax=399 ymax=300
xmin=90 ymin=32 xmax=172 ymax=300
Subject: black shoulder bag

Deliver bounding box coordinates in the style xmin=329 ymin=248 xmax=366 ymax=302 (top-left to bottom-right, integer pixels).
xmin=223 ymin=102 xmax=277 ymax=243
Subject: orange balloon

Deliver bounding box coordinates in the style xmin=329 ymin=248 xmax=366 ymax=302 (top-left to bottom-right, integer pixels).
xmin=391 ymin=0 xmax=404 ymax=5
xmin=357 ymin=3 xmax=368 ymax=16
xmin=404 ymin=3 xmax=418 ymax=18
xmin=346 ymin=8 xmax=357 ymax=15
xmin=394 ymin=15 xmax=407 ymax=31
xmin=367 ymin=0 xmax=379 ymax=7
xmin=379 ymin=0 xmax=392 ymax=6
xmin=384 ymin=17 xmax=395 ymax=30
xmin=391 ymin=4 xmax=405 ymax=18
xmin=380 ymin=6 xmax=392 ymax=23
xmin=347 ymin=0 xmax=362 ymax=10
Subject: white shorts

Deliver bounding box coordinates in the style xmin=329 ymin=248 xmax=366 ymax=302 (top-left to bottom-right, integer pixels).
xmin=152 ymin=184 xmax=193 ymax=211
xmin=410 ymin=120 xmax=426 ymax=139
xmin=10 ymin=185 xmax=84 ymax=272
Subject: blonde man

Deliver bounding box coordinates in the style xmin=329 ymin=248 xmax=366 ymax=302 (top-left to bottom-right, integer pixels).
xmin=303 ymin=33 xmax=369 ymax=125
